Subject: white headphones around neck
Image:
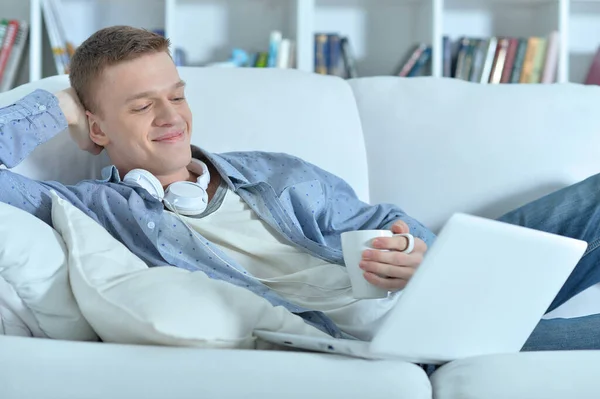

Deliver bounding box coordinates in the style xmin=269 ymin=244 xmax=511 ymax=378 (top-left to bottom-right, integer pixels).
xmin=123 ymin=159 xmax=211 ymax=216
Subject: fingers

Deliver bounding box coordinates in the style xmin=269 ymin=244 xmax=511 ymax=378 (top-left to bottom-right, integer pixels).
xmin=364 ymin=272 xmax=408 ymax=290
xmin=356 ymin=225 xmax=428 ymax=292
xmin=361 ymin=249 xmax=423 ymax=268
xmin=359 ymin=260 xmax=416 ymax=279
xmin=391 ymin=220 xmax=410 ymax=234
xmin=372 ymin=236 xmax=427 ymax=253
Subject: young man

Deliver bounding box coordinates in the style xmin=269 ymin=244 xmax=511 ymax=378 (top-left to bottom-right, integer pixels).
xmin=1 ymin=26 xmax=599 ymax=348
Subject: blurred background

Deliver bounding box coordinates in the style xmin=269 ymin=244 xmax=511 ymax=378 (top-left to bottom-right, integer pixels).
xmin=1 ymin=0 xmax=600 ymax=92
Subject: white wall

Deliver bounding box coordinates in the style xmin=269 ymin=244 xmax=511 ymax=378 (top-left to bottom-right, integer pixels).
xmin=61 ymin=0 xmax=166 ymax=45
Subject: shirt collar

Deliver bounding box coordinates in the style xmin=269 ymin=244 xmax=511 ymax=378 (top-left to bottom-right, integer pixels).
xmin=98 ymin=145 xmax=250 ymax=186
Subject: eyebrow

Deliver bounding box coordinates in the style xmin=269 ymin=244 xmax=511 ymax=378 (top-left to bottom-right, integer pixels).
xmin=124 ymin=80 xmax=186 ymax=103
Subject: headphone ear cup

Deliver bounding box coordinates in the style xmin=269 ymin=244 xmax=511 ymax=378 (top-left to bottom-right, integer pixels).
xmin=123 ymin=169 xmax=165 ymax=201
xmin=164 ymin=181 xmax=208 ymax=216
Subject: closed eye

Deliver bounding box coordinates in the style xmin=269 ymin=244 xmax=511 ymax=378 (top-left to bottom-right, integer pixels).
xmin=133 ymin=104 xmax=151 ymax=112
xmin=172 ymin=97 xmax=185 ymax=102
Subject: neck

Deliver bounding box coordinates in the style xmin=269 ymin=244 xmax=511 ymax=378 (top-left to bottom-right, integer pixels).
xmin=155 ymin=167 xmax=195 ymax=189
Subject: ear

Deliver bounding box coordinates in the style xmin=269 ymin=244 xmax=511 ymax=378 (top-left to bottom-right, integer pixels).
xmin=86 ymin=110 xmax=110 ymax=147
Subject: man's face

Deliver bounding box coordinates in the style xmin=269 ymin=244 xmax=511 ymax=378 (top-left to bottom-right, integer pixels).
xmin=88 ymin=52 xmax=193 ymax=179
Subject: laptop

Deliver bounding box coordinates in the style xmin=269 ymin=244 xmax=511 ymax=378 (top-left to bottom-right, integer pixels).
xmin=254 ymin=213 xmax=587 ymax=365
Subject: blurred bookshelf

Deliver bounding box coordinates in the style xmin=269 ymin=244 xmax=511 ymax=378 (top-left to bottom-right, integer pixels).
xmin=3 ymin=0 xmax=600 ymax=91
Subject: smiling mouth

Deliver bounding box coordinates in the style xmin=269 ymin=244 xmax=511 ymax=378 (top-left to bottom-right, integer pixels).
xmin=153 ymin=131 xmax=184 ymax=142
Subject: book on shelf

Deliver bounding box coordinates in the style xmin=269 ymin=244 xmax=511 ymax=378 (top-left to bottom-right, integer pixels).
xmin=0 ymin=0 xmax=78 ymax=92
xmin=0 ymin=19 xmax=29 ymax=93
xmin=586 ymin=46 xmax=600 ymax=85
xmin=42 ymin=0 xmax=74 ymax=75
xmin=314 ymin=33 xmax=358 ymax=79
xmin=446 ymin=31 xmax=559 ymax=84
xmin=395 ymin=43 xmax=431 ymax=78
xmin=204 ymin=30 xmax=296 ymax=69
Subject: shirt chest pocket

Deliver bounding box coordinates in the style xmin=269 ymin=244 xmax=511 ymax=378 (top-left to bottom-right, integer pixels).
xmin=277 ymin=179 xmax=325 ymax=217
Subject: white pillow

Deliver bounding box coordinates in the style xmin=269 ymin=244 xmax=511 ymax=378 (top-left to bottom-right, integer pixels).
xmin=50 ymin=192 xmax=329 ymax=348
xmin=0 ymin=202 xmax=98 ymax=340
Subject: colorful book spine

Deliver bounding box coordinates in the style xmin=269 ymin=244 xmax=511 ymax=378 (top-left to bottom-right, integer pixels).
xmin=585 ymin=47 xmax=600 ymax=85
xmin=519 ymin=37 xmax=540 ymax=83
xmin=469 ymin=39 xmax=487 ymax=82
xmin=500 ymin=38 xmax=519 ymax=84
xmin=253 ymin=52 xmax=268 ymax=68
xmin=314 ymin=34 xmax=328 ymax=75
xmin=397 ymin=43 xmax=427 ymax=77
xmin=510 ymin=39 xmax=529 ymax=84
xmin=489 ymin=38 xmax=509 ymax=84
xmin=0 ymin=20 xmax=28 ymax=92
xmin=462 ymin=41 xmax=476 ymax=80
xmin=327 ymin=34 xmax=342 ymax=76
xmin=443 ymin=36 xmax=452 ymax=78
xmin=267 ymin=30 xmax=282 ymax=68
xmin=340 ymin=37 xmax=358 ymax=78
xmin=49 ymin=0 xmax=72 ymax=71
xmin=276 ymin=38 xmax=291 ymax=69
xmin=407 ymin=46 xmax=431 ymax=77
xmin=41 ymin=0 xmax=67 ymax=74
xmin=479 ymin=37 xmax=498 ymax=84
xmin=0 ymin=20 xmax=7 ymax=54
xmin=529 ymin=38 xmax=548 ymax=83
xmin=453 ymin=38 xmax=470 ymax=79
xmin=542 ymin=31 xmax=560 ymax=84
xmin=0 ymin=20 xmax=18 ymax=84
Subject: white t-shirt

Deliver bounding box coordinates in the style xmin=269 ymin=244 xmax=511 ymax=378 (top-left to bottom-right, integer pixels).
xmin=177 ymin=188 xmax=399 ymax=340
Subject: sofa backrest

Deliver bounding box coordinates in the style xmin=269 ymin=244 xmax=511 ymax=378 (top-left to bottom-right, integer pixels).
xmin=350 ymin=77 xmax=600 ymax=232
xmin=0 ymin=68 xmax=370 ymax=202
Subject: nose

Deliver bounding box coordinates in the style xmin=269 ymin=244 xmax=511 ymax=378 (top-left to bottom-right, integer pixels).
xmin=153 ymin=101 xmax=181 ymax=127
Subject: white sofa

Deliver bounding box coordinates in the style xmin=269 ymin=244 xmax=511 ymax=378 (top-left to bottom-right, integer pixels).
xmin=1 ymin=68 xmax=600 ymax=398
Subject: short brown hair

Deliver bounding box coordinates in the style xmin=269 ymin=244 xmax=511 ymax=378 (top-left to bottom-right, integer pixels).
xmin=69 ymin=25 xmax=171 ymax=112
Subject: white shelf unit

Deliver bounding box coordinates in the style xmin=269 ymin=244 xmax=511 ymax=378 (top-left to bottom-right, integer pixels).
xmin=442 ymin=0 xmax=570 ymax=82
xmin=3 ymin=0 xmax=600 ymax=84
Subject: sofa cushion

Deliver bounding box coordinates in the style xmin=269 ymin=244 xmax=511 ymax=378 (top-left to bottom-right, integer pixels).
xmin=0 ymin=334 xmax=432 ymax=399
xmin=0 ymin=202 xmax=98 ymax=340
xmin=49 ymin=191 xmax=331 ymax=348
xmin=350 ymin=77 xmax=600 ymax=232
xmin=431 ymin=351 xmax=600 ymax=399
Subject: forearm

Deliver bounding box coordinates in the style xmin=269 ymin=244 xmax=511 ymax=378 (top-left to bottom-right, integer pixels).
xmin=0 ymin=89 xmax=68 ymax=168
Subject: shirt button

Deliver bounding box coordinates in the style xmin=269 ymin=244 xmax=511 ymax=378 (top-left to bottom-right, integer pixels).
xmin=147 ymin=221 xmax=155 ymax=229
xmin=38 ymin=104 xmax=46 ymax=111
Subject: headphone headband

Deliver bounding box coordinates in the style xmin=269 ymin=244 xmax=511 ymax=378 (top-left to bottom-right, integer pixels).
xmin=123 ymin=159 xmax=211 ymax=215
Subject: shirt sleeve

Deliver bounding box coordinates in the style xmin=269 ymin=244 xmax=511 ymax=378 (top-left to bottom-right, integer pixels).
xmin=0 ymin=89 xmax=67 ymax=168
xmin=311 ymin=161 xmax=437 ymax=248
xmin=0 ymin=89 xmax=100 ymax=227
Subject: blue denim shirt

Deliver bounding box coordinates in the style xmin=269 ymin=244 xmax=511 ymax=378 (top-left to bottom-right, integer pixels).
xmin=0 ymin=89 xmax=436 ymax=337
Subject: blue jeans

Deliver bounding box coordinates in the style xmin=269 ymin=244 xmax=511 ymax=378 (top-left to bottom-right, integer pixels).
xmin=496 ymin=173 xmax=600 ymax=351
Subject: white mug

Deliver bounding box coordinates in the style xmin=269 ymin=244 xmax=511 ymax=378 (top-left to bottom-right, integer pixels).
xmin=341 ymin=230 xmax=405 ymax=299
